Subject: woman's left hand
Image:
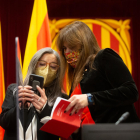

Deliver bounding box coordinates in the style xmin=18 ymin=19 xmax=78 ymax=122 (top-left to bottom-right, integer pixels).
xmin=65 ymin=94 xmax=88 ymax=115
xmin=31 ymin=85 xmax=47 ymax=111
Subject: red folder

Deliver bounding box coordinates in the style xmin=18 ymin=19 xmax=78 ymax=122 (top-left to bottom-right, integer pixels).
xmin=40 ymin=97 xmax=84 ymax=138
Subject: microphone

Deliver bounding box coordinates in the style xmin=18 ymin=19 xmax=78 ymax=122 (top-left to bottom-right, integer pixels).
xmin=115 ymin=112 xmax=129 ymax=125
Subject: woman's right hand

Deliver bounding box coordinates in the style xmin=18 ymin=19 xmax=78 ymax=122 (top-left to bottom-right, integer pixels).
xmin=18 ymin=85 xmax=34 ymax=108
xmin=65 ymin=94 xmax=88 ymax=115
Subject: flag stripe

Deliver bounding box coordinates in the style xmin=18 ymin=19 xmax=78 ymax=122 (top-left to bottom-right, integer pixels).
xmin=37 ymin=14 xmax=51 ymax=50
xmin=0 ymin=50 xmax=4 ymax=113
xmin=110 ymin=33 xmax=119 ymax=53
xmin=0 ymin=22 xmax=5 ymax=106
xmin=92 ymin=24 xmax=101 ymax=48
xmin=23 ymin=0 xmax=51 ymax=80
xmin=35 ymin=0 xmax=47 ymax=35
xmin=101 ymin=27 xmax=110 ymax=49
xmin=23 ymin=0 xmax=48 ymax=79
xmin=0 ymin=21 xmax=5 ymax=140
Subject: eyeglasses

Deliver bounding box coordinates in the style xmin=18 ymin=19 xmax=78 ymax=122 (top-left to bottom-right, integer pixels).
xmin=36 ymin=60 xmax=59 ymax=71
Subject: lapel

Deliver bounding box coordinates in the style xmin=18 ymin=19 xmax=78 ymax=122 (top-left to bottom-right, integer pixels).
xmin=19 ymin=106 xmax=35 ymax=132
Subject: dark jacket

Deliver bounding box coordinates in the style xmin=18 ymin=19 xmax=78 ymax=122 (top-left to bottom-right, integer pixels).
xmin=79 ymin=48 xmax=139 ymax=123
xmin=71 ymin=48 xmax=139 ymax=140
xmin=0 ymin=84 xmax=69 ymax=140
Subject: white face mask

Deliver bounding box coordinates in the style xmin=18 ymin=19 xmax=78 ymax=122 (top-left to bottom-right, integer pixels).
xmin=34 ymin=65 xmax=57 ymax=87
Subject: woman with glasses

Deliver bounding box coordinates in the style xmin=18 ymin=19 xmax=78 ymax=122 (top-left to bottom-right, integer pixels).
xmin=0 ymin=48 xmax=68 ymax=140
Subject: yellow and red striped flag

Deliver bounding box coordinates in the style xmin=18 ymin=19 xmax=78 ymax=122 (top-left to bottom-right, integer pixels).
xmin=0 ymin=21 xmax=5 ymax=140
xmin=22 ymin=0 xmax=51 ymax=80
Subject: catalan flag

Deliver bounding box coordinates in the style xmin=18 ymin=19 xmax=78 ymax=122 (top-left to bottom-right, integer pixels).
xmin=22 ymin=0 xmax=51 ymax=80
xmin=0 ymin=21 xmax=5 ymax=140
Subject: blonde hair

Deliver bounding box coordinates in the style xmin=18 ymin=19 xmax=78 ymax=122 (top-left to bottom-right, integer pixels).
xmin=57 ymin=21 xmax=100 ymax=91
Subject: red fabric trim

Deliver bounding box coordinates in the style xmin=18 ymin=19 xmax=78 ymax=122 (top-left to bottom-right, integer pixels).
xmin=70 ymin=84 xmax=95 ymax=125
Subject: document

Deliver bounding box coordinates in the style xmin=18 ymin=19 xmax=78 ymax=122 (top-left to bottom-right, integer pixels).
xmin=40 ymin=97 xmax=84 ymax=138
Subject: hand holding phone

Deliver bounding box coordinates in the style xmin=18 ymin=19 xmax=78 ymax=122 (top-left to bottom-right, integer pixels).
xmin=29 ymin=74 xmax=44 ymax=96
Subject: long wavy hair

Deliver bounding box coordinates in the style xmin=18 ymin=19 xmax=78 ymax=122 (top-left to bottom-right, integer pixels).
xmin=57 ymin=21 xmax=100 ymax=91
xmin=23 ymin=47 xmax=62 ymax=106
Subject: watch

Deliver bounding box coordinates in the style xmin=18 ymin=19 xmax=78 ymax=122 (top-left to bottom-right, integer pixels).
xmin=87 ymin=93 xmax=94 ymax=105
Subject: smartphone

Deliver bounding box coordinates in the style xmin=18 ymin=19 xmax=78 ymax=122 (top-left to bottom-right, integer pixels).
xmin=28 ymin=74 xmax=44 ymax=96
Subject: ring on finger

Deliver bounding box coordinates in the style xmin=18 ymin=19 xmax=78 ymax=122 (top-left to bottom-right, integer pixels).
xmin=38 ymin=97 xmax=41 ymax=102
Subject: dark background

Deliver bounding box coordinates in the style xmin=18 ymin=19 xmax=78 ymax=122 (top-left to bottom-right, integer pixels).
xmin=0 ymin=0 xmax=140 ymax=118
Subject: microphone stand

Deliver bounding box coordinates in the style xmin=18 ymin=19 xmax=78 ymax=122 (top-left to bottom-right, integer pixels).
xmin=115 ymin=112 xmax=129 ymax=125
